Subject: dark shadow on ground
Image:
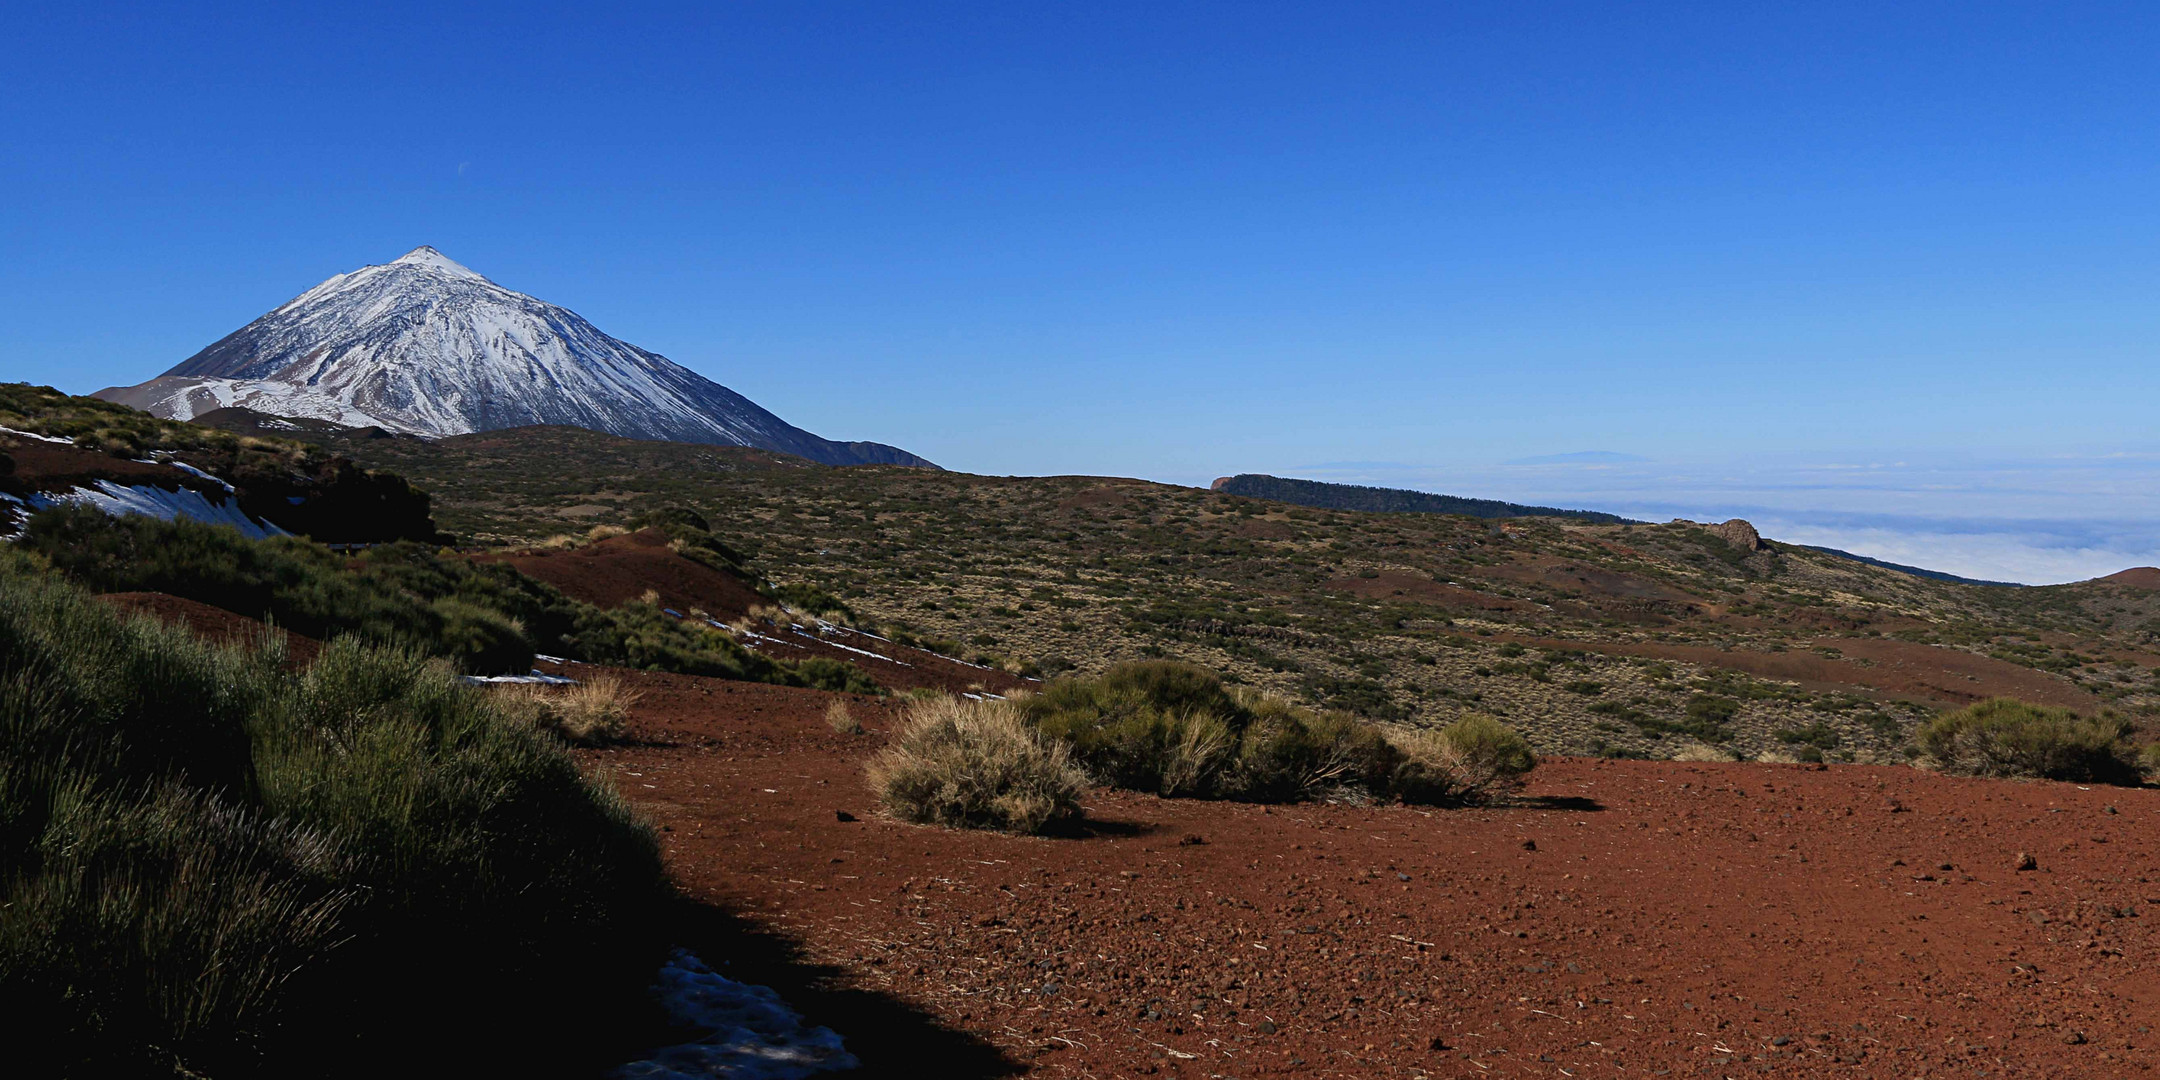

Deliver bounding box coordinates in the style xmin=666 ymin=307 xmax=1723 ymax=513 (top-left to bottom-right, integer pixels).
xmin=1511 ymin=795 xmax=1606 ymax=812
xmin=1047 ymin=815 xmax=1159 ymax=839
xmin=652 ymin=897 xmax=1022 ymax=1079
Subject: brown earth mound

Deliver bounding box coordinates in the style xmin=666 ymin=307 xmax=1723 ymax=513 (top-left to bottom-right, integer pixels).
xmin=480 ymin=528 xmax=771 ymax=617
xmin=2099 ymin=568 xmax=2160 ymax=590
xmin=580 ymin=663 xmax=2160 ymax=1078
xmin=495 ymin=533 xmax=1029 ymax=694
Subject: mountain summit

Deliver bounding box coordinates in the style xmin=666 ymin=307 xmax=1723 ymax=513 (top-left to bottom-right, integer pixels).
xmin=95 ymin=247 xmax=934 ymax=467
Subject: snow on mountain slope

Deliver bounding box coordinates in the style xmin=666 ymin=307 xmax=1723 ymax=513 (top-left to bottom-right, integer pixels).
xmin=95 ymin=247 xmax=933 ymax=467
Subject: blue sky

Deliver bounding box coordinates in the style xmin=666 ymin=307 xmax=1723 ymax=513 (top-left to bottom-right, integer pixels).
xmin=5 ymin=3 xmax=2158 ymax=582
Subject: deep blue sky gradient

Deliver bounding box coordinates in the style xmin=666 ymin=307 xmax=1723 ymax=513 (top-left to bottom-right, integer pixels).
xmin=5 ymin=3 xmax=2158 ymax=578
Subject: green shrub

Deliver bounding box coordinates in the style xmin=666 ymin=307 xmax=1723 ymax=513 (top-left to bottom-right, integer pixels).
xmin=867 ymin=696 xmax=1087 ymax=833
xmin=1018 ymin=660 xmax=1495 ymax=805
xmin=1224 ymin=699 xmax=1397 ymax=802
xmin=0 ymin=562 xmax=667 ymax=1076
xmin=1438 ymin=713 xmax=1537 ymax=795
xmin=1919 ymin=698 xmax=2143 ymax=784
xmin=429 ymin=596 xmax=535 ymax=674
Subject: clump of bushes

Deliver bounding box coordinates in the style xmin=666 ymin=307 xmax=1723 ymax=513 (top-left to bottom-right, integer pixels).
xmin=18 ymin=505 xmax=883 ymax=692
xmin=868 ymin=696 xmax=1087 ymax=834
xmin=0 ymin=559 xmax=667 ymax=1077
xmin=1920 ymin=698 xmax=2146 ymax=785
xmin=1018 ymin=661 xmax=1535 ymax=805
xmin=21 ymin=505 xmax=551 ymax=673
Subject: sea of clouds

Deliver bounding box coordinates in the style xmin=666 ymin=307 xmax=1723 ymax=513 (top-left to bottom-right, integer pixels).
xmin=1293 ymin=453 xmax=2160 ymax=586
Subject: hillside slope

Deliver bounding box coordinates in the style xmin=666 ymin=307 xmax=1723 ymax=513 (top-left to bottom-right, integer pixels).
xmin=288 ymin=425 xmax=2160 ymax=764
xmin=1212 ymin=473 xmax=1631 ymax=523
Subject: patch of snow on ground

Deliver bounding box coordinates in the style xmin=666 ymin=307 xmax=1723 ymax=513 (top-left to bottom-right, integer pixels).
xmin=611 ymin=949 xmax=856 ymax=1080
xmin=458 ymin=670 xmax=580 ymax=686
xmin=26 ymin=482 xmax=287 ymax=540
xmin=0 ymin=425 xmax=75 ymax=445
xmin=787 ymin=629 xmax=911 ymax=666
xmin=158 ymin=459 xmax=237 ymax=492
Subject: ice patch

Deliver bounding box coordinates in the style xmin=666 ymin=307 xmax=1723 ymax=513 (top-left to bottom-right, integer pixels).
xmin=0 ymin=425 xmax=74 ymax=445
xmin=26 ymin=482 xmax=287 ymax=540
xmin=459 ymin=670 xmax=580 ymax=686
xmin=611 ymin=949 xmax=856 ymax=1080
xmin=164 ymin=460 xmax=238 ymax=493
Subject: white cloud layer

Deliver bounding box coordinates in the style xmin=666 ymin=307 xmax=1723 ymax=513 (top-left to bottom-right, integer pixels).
xmin=1289 ymin=452 xmax=2160 ymax=586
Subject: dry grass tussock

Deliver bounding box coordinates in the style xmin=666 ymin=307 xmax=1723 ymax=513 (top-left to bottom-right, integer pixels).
xmin=867 ymin=695 xmax=1087 ymax=834
xmin=1673 ymin=743 xmax=1739 ymax=763
xmin=1386 ymin=713 xmax=1539 ymax=805
xmin=825 ymin=699 xmax=864 ymax=735
xmin=498 ymin=675 xmax=642 ymax=746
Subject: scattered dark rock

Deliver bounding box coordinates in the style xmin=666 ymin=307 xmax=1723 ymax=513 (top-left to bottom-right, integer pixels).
xmin=2015 ymin=851 xmax=2038 ymax=871
xmin=836 ymin=810 xmax=859 ymax=822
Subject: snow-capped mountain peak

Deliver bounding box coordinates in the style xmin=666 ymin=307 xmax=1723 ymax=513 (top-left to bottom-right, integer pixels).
xmin=389 ymin=245 xmax=484 ymax=279
xmin=95 ymin=248 xmax=933 ymax=468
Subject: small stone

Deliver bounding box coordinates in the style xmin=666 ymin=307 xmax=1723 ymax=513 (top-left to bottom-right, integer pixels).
xmin=2015 ymin=851 xmax=2039 ymax=871
xmin=1522 ymin=839 xmax=1537 ymax=851
xmin=835 ymin=810 xmax=859 ymax=822
xmin=1397 ymin=873 xmax=1410 ymax=881
xmin=2106 ymin=805 xmax=2119 ymax=815
xmin=2063 ymin=1031 xmax=2088 ymax=1045
xmin=1257 ymin=1021 xmax=1278 ymax=1034
xmin=1177 ymin=833 xmax=1207 ymax=846
xmin=1771 ymin=1035 xmax=1791 ymax=1047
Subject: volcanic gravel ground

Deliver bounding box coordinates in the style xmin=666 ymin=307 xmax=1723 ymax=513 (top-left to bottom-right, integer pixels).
xmin=574 ymin=664 xmax=2159 ymax=1078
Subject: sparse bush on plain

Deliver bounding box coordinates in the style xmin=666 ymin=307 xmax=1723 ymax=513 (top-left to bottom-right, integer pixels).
xmin=867 ymin=695 xmax=1087 ymax=834
xmin=1920 ymin=698 xmax=2144 ymax=785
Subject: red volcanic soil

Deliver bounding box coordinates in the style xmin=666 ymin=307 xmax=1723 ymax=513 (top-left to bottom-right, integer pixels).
xmin=99 ymin=591 xmax=321 ymax=664
xmin=574 ymin=662 xmax=2160 ymax=1078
